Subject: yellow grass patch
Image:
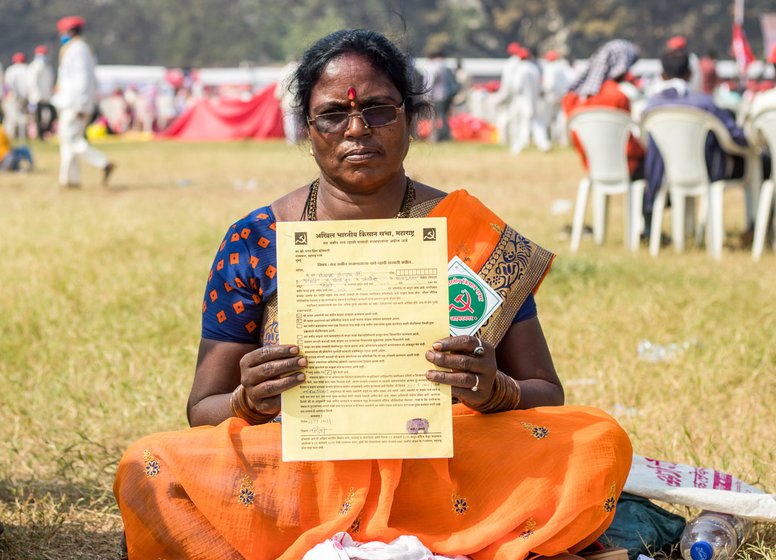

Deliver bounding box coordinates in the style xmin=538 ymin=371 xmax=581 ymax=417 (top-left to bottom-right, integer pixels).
xmin=1 ymin=139 xmax=774 ymax=558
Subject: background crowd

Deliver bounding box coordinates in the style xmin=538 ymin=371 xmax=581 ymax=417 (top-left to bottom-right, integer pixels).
xmin=1 ymin=6 xmax=775 ymax=559
xmin=2 ymin=24 xmax=775 ymax=154
xmin=3 ymin=18 xmax=775 ymax=256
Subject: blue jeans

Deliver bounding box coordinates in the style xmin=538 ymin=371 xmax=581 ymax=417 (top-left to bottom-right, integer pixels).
xmin=0 ymin=146 xmax=34 ymax=171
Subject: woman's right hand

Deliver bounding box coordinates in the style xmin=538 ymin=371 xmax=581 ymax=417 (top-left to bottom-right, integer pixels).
xmin=239 ymin=345 xmax=307 ymax=416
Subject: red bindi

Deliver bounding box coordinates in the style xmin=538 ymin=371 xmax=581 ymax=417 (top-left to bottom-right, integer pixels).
xmin=347 ymin=87 xmax=357 ymax=106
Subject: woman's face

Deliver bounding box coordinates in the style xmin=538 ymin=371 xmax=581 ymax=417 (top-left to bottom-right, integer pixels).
xmin=307 ymin=53 xmax=410 ymax=193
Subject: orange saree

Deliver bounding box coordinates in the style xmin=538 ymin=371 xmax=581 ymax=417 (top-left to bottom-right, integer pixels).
xmin=114 ymin=190 xmax=632 ymax=559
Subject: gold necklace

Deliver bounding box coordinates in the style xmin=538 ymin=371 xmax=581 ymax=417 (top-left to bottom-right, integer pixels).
xmin=305 ymin=177 xmax=415 ymax=221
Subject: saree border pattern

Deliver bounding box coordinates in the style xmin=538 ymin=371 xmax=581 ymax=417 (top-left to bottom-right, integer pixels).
xmin=477 ymin=225 xmax=554 ymax=347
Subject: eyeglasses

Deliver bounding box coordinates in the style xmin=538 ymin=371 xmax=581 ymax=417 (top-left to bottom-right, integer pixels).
xmin=307 ymin=101 xmax=405 ymax=134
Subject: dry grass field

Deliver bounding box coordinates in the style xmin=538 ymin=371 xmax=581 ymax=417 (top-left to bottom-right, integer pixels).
xmin=0 ymin=139 xmax=774 ymax=559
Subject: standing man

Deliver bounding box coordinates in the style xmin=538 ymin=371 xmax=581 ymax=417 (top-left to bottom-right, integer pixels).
xmin=0 ymin=60 xmax=5 ymax=116
xmin=52 ymin=16 xmax=114 ymax=188
xmin=698 ymin=50 xmax=719 ymax=95
xmin=3 ymin=52 xmax=29 ymax=141
xmin=26 ymin=45 xmax=56 ymax=140
xmin=541 ymin=50 xmax=571 ymax=147
xmin=495 ymin=42 xmax=523 ymax=148
xmin=275 ymin=58 xmax=300 ymax=144
xmin=425 ymin=50 xmax=459 ymax=142
xmin=504 ymin=47 xmax=549 ymax=155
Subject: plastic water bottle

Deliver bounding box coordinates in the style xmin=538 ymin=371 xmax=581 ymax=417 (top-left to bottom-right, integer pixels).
xmin=679 ymin=511 xmax=751 ymax=560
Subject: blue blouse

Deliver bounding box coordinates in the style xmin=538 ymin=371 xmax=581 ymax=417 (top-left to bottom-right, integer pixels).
xmin=201 ymin=206 xmax=536 ymax=343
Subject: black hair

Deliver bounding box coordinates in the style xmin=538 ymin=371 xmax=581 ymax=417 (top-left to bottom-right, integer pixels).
xmin=661 ymin=48 xmax=691 ymax=80
xmin=289 ymin=29 xmax=430 ymax=131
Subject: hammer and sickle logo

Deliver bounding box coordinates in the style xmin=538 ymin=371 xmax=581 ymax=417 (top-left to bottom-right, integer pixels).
xmin=448 ymin=289 xmax=474 ymax=313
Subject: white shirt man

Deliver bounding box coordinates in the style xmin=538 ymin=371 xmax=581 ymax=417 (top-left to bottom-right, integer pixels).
xmin=275 ymin=59 xmax=300 ymax=144
xmin=26 ymin=46 xmax=56 ymax=139
xmin=52 ymin=16 xmax=113 ymax=188
xmin=494 ymin=44 xmax=522 ymax=147
xmin=3 ymin=53 xmax=29 ymax=140
xmin=27 ymin=49 xmax=54 ymax=106
xmin=541 ymin=51 xmax=571 ymax=146
xmin=499 ymin=47 xmax=549 ymax=155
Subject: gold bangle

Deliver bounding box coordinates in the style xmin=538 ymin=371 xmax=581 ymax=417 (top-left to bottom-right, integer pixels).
xmin=230 ymin=385 xmax=276 ymax=425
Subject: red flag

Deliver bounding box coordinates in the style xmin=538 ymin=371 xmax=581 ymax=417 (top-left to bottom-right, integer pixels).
xmin=731 ymin=23 xmax=755 ymax=71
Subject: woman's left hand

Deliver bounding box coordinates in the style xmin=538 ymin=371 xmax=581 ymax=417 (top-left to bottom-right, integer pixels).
xmin=425 ymin=335 xmax=497 ymax=406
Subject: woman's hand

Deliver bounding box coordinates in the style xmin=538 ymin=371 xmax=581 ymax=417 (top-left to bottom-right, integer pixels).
xmin=425 ymin=335 xmax=498 ymax=407
xmin=239 ymin=345 xmax=307 ymax=417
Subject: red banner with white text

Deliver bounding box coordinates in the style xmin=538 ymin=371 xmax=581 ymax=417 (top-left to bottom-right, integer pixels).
xmin=731 ymin=23 xmax=755 ymax=73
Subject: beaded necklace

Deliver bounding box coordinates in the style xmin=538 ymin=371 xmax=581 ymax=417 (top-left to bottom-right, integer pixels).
xmin=304 ymin=177 xmax=415 ymax=221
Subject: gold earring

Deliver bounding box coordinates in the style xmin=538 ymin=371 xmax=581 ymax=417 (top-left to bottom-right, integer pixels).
xmin=409 ymin=136 xmax=414 ymax=144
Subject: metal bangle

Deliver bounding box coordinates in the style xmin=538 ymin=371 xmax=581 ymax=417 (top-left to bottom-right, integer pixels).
xmin=230 ymin=385 xmax=276 ymax=425
xmin=472 ymin=371 xmax=521 ymax=414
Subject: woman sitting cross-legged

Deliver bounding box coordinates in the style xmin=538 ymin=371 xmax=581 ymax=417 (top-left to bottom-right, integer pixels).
xmin=114 ymin=29 xmax=632 ymax=560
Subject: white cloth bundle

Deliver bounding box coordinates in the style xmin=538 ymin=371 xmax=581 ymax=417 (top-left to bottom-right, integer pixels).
xmin=303 ymin=532 xmax=470 ymax=560
xmin=624 ymin=455 xmax=776 ymax=521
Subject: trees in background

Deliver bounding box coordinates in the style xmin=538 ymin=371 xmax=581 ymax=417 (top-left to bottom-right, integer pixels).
xmin=0 ymin=0 xmax=772 ymax=66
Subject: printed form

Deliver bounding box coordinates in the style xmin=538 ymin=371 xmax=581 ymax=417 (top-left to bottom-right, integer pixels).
xmin=277 ymin=218 xmax=452 ymax=461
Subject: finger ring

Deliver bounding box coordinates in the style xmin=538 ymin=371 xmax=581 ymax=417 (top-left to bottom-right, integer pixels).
xmin=473 ymin=337 xmax=485 ymax=357
xmin=471 ymin=374 xmax=480 ymax=392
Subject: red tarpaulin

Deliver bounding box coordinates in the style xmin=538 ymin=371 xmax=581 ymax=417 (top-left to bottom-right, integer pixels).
xmin=416 ymin=113 xmax=498 ymax=143
xmin=158 ymin=83 xmax=284 ymax=140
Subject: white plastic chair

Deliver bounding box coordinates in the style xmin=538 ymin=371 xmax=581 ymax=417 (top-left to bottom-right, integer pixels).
xmin=749 ymin=108 xmax=776 ymax=260
xmin=641 ymin=105 xmax=756 ymax=260
xmin=568 ymin=108 xmax=645 ymax=252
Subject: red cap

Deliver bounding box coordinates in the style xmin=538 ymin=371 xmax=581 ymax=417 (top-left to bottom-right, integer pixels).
xmin=11 ymin=52 xmax=25 ymax=63
xmin=516 ymin=47 xmax=530 ymax=60
xmin=507 ymin=42 xmax=522 ymax=56
xmin=769 ymin=43 xmax=776 ymax=64
xmin=544 ymin=50 xmax=559 ymax=62
xmin=34 ymin=45 xmax=48 ymax=55
xmin=666 ymin=35 xmax=687 ymax=51
xmin=57 ymin=15 xmax=86 ymax=34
